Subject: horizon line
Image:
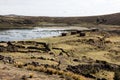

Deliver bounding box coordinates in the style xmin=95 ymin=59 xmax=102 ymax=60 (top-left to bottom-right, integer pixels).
xmin=0 ymin=12 xmax=120 ymax=17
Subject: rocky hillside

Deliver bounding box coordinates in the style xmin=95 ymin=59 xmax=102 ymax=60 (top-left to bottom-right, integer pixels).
xmin=0 ymin=27 xmax=120 ymax=80
xmin=0 ymin=13 xmax=120 ymax=28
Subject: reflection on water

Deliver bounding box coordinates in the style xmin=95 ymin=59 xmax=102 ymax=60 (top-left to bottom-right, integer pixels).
xmin=0 ymin=27 xmax=67 ymax=41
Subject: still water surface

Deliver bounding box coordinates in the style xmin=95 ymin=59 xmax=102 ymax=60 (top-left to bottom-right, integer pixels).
xmin=0 ymin=27 xmax=88 ymax=41
xmin=0 ymin=27 xmax=67 ymax=41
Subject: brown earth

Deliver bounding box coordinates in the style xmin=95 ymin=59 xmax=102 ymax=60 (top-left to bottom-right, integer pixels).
xmin=0 ymin=13 xmax=120 ymax=28
xmin=0 ymin=26 xmax=120 ymax=80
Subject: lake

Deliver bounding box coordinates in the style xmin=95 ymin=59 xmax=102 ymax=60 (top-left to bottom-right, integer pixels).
xmin=0 ymin=27 xmax=88 ymax=41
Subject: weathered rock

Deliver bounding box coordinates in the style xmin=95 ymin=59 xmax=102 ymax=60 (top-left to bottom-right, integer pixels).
xmin=3 ymin=56 xmax=14 ymax=64
xmin=24 ymin=41 xmax=36 ymax=45
xmin=67 ymin=60 xmax=120 ymax=77
xmin=7 ymin=41 xmax=12 ymax=45
xmin=31 ymin=61 xmax=40 ymax=67
xmin=24 ymin=62 xmax=40 ymax=67
xmin=0 ymin=45 xmax=6 ymax=52
xmin=37 ymin=57 xmax=46 ymax=60
xmin=87 ymin=39 xmax=95 ymax=44
xmin=73 ymin=59 xmax=80 ymax=62
xmin=0 ymin=55 xmax=4 ymax=60
xmin=27 ymin=46 xmax=38 ymax=49
xmin=44 ymin=43 xmax=52 ymax=51
xmin=7 ymin=45 xmax=18 ymax=52
xmin=15 ymin=45 xmax=25 ymax=48
xmin=59 ymin=52 xmax=63 ymax=56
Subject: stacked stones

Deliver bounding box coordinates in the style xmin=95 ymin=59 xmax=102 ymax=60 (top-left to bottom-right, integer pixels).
xmin=61 ymin=30 xmax=86 ymax=37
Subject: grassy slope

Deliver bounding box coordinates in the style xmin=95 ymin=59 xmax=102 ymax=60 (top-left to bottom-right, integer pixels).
xmin=0 ymin=13 xmax=120 ymax=80
xmin=0 ymin=30 xmax=119 ymax=80
xmin=0 ymin=13 xmax=120 ymax=28
xmin=0 ymin=29 xmax=119 ymax=79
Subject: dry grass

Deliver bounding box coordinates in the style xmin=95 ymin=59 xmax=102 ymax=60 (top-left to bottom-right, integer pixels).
xmin=93 ymin=70 xmax=114 ymax=80
xmin=14 ymin=61 xmax=24 ymax=68
xmin=0 ymin=26 xmax=119 ymax=80
xmin=26 ymin=65 xmax=86 ymax=80
xmin=107 ymin=36 xmax=120 ymax=42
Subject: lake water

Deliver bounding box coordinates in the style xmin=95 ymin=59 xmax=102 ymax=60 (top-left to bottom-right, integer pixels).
xmin=0 ymin=27 xmax=88 ymax=41
xmin=0 ymin=27 xmax=67 ymax=41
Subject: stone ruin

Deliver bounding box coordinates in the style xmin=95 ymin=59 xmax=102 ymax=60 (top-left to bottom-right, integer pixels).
xmin=67 ymin=60 xmax=120 ymax=78
xmin=61 ymin=30 xmax=86 ymax=37
xmin=61 ymin=33 xmax=67 ymax=36
xmin=0 ymin=41 xmax=52 ymax=53
xmin=0 ymin=55 xmax=14 ymax=64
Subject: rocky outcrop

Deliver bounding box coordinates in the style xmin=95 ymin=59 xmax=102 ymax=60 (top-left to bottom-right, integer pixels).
xmin=0 ymin=41 xmax=53 ymax=53
xmin=0 ymin=55 xmax=4 ymax=60
xmin=67 ymin=60 xmax=120 ymax=78
xmin=0 ymin=55 xmax=14 ymax=64
xmin=0 ymin=45 xmax=6 ymax=52
xmin=7 ymin=45 xmax=18 ymax=52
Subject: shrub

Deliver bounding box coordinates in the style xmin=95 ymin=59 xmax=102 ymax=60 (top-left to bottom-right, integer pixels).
xmin=57 ymin=70 xmax=64 ymax=75
xmin=26 ymin=65 xmax=85 ymax=80
xmin=29 ymin=73 xmax=34 ymax=78
xmin=65 ymin=72 xmax=83 ymax=80
xmin=21 ymin=75 xmax=28 ymax=80
xmin=14 ymin=61 xmax=24 ymax=68
xmin=46 ymin=67 xmax=58 ymax=75
xmin=26 ymin=65 xmax=35 ymax=71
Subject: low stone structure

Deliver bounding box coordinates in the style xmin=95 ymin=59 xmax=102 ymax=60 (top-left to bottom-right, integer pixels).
xmin=70 ymin=31 xmax=77 ymax=35
xmin=67 ymin=60 xmax=120 ymax=77
xmin=76 ymin=30 xmax=82 ymax=33
xmin=0 ymin=45 xmax=6 ymax=52
xmin=0 ymin=55 xmax=14 ymax=64
xmin=0 ymin=41 xmax=52 ymax=53
xmin=79 ymin=32 xmax=86 ymax=37
xmin=61 ymin=33 xmax=67 ymax=36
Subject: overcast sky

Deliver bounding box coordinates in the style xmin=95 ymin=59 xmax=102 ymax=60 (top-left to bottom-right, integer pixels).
xmin=0 ymin=0 xmax=120 ymax=17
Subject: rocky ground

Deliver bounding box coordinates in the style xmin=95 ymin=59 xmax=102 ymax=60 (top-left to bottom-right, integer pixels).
xmin=0 ymin=25 xmax=120 ymax=80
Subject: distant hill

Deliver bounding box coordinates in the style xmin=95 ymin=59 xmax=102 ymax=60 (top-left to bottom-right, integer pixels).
xmin=0 ymin=13 xmax=120 ymax=28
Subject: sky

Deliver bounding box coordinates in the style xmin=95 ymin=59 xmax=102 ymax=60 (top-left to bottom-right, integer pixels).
xmin=0 ymin=0 xmax=120 ymax=17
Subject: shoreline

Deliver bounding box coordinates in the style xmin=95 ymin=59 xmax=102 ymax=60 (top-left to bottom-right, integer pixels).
xmin=0 ymin=26 xmax=89 ymax=30
xmin=0 ymin=27 xmax=34 ymax=29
